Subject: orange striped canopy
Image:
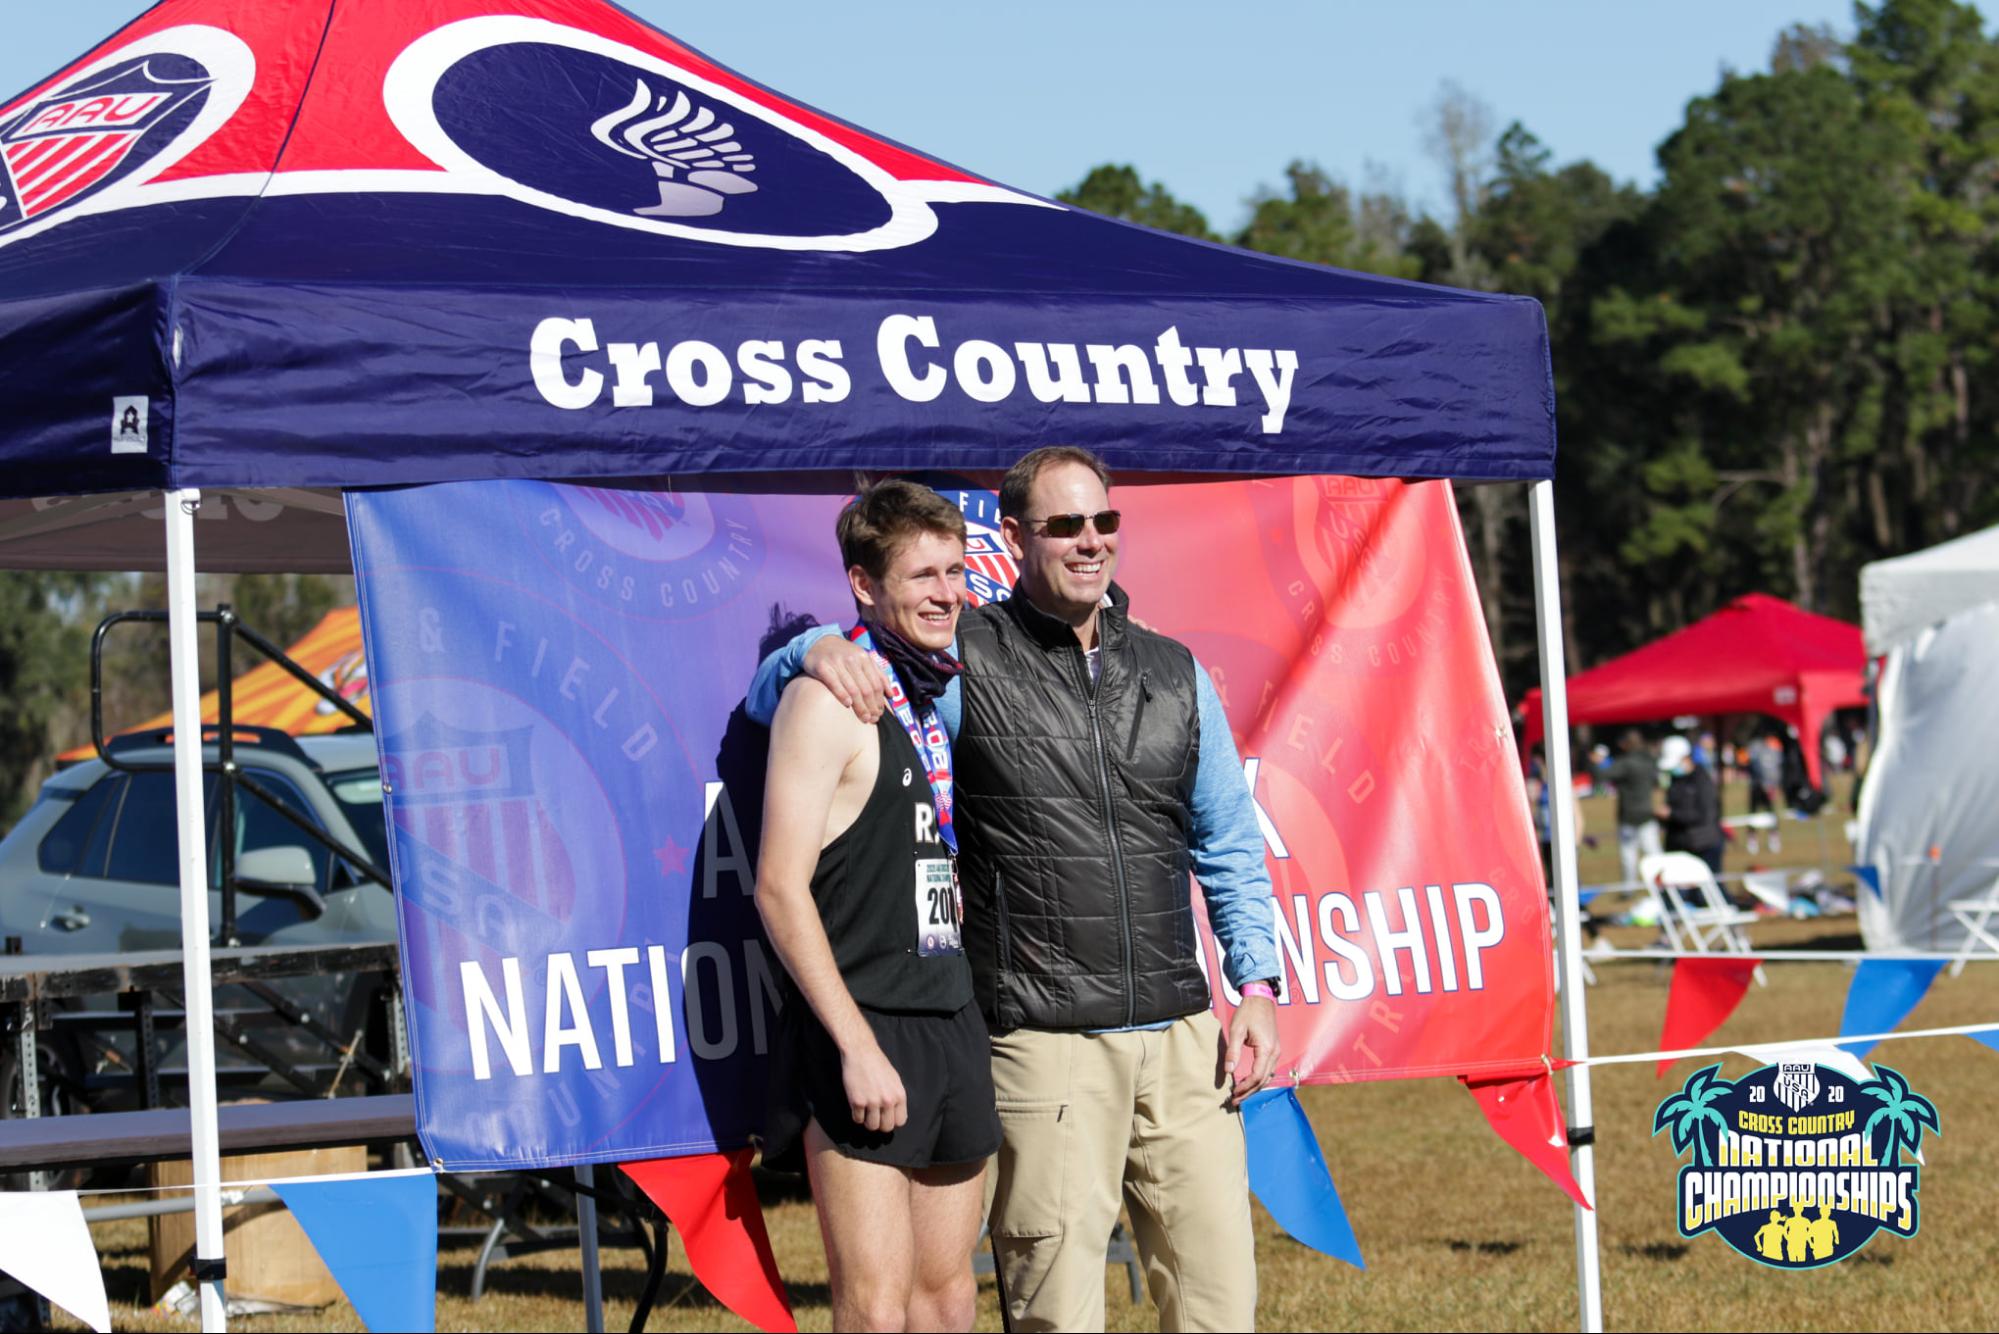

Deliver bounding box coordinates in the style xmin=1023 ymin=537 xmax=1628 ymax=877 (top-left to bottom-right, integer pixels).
xmin=61 ymin=606 xmax=369 ymax=761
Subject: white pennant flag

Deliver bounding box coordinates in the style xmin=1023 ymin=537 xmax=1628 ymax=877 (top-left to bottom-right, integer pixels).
xmin=0 ymin=1190 xmax=111 ymax=1333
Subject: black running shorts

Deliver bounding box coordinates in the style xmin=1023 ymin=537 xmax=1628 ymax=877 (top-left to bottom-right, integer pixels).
xmin=763 ymin=998 xmax=1000 ymax=1171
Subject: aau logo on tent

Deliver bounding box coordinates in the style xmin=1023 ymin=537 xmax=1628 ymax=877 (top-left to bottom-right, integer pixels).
xmin=0 ymin=55 xmax=212 ymax=233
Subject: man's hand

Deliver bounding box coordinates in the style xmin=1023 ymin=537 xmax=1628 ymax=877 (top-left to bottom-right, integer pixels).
xmin=804 ymin=634 xmax=887 ymax=723
xmin=1222 ymin=993 xmax=1281 ymax=1105
xmin=841 ymin=1041 xmax=909 ymax=1133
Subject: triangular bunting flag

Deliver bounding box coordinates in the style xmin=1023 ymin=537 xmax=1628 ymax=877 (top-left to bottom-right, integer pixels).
xmin=1461 ymin=1072 xmax=1592 ymax=1210
xmin=270 ymin=1173 xmax=438 ymax=1333
xmin=1242 ymin=1089 xmax=1364 ymax=1268
xmin=0 ymin=1191 xmax=110 ymax=1333
xmin=1657 ymin=957 xmax=1761 ymax=1076
xmin=1969 ymin=1029 xmax=1999 ymax=1053
xmin=1837 ymin=959 xmax=1944 ymax=1058
xmin=623 ymin=1151 xmax=796 ymax=1334
xmin=1848 ymin=864 xmax=1883 ymax=899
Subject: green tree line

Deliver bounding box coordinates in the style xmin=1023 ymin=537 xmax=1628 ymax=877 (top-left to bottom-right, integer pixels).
xmin=1060 ymin=0 xmax=1999 ymax=698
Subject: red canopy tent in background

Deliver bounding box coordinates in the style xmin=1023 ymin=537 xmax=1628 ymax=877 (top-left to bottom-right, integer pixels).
xmin=1518 ymin=593 xmax=1867 ymax=788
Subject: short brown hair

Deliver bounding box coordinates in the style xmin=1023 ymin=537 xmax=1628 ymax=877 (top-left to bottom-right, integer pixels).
xmin=999 ymin=446 xmax=1113 ymax=520
xmin=837 ymin=478 xmax=968 ymax=580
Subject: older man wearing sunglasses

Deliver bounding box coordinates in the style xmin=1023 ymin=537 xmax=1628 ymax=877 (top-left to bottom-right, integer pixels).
xmin=749 ymin=446 xmax=1280 ymax=1332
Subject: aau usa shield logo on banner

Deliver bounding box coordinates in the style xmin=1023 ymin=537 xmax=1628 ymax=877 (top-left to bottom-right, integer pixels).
xmin=1654 ymin=1063 xmax=1939 ymax=1268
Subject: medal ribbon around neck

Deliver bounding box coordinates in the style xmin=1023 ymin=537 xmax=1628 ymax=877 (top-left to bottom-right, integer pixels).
xmin=848 ymin=623 xmax=956 ymax=853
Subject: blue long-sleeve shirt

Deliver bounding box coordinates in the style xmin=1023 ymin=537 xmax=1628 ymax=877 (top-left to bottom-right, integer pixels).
xmin=745 ymin=621 xmax=1280 ymax=995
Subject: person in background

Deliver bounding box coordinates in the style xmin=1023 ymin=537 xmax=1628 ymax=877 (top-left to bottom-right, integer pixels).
xmin=1745 ymin=734 xmax=1785 ymax=854
xmin=1658 ymin=734 xmax=1724 ymax=875
xmin=1606 ymin=730 xmax=1662 ymax=886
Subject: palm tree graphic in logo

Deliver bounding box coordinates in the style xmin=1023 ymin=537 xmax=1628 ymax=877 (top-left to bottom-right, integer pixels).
xmin=590 ymin=79 xmax=758 ymax=218
xmin=1859 ymin=1065 xmax=1939 ymax=1165
xmin=1652 ymin=1064 xmax=1734 ymax=1165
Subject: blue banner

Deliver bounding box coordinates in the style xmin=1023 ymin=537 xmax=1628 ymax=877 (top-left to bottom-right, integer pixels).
xmin=350 ymin=480 xmax=858 ymax=1167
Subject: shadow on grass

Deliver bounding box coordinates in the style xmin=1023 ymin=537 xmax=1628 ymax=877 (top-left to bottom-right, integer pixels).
xmin=1445 ymin=1240 xmax=1523 ymax=1256
xmin=441 ymin=1260 xmax=831 ymax=1310
xmin=1619 ymin=1241 xmax=1689 ymax=1262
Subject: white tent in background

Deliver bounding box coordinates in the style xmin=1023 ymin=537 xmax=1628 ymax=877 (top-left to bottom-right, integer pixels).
xmin=1856 ymin=525 xmax=1999 ymax=953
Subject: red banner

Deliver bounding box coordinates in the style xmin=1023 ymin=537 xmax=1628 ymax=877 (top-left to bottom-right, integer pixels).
xmin=1112 ymin=477 xmax=1553 ymax=1085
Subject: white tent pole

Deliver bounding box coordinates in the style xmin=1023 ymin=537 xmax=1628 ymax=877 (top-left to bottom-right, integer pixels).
xmin=165 ymin=488 xmax=229 ymax=1332
xmin=1527 ymin=480 xmax=1603 ymax=1333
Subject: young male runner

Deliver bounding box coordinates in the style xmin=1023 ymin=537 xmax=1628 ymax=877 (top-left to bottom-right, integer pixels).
xmin=754 ymin=479 xmax=999 ymax=1332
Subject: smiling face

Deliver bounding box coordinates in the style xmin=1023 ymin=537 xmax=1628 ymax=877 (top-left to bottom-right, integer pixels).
xmin=1002 ymin=459 xmax=1121 ymax=634
xmin=850 ymin=527 xmax=966 ymax=652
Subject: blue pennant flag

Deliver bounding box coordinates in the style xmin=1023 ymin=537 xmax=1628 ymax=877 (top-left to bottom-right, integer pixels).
xmin=1848 ymin=865 xmax=1883 ymax=899
xmin=1970 ymin=1029 xmax=1999 ymax=1054
xmin=1837 ymin=959 xmax=1944 ymax=1059
xmin=271 ymin=1173 xmax=438 ymax=1333
xmin=1242 ymin=1088 xmax=1364 ymax=1269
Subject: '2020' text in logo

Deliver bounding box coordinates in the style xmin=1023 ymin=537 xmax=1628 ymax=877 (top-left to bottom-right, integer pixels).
xmin=1655 ymin=1061 xmax=1938 ymax=1268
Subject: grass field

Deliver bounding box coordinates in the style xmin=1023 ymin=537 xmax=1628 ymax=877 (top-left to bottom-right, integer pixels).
xmin=56 ymin=778 xmax=1999 ymax=1331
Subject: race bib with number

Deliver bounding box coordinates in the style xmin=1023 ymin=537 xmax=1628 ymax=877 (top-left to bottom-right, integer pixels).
xmin=915 ymin=857 xmax=963 ymax=957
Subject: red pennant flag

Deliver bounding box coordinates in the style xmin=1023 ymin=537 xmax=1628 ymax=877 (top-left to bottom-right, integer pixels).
xmin=1656 ymin=958 xmax=1761 ymax=1077
xmin=1461 ymin=1072 xmax=1592 ymax=1210
xmin=622 ymin=1151 xmax=797 ymax=1334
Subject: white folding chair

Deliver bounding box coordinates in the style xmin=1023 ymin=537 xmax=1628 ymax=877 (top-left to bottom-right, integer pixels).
xmin=1948 ymin=869 xmax=1999 ymax=977
xmin=1639 ymin=852 xmax=1766 ymax=985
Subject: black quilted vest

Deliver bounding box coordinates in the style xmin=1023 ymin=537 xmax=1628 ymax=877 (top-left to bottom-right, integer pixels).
xmin=954 ymin=585 xmax=1208 ymax=1031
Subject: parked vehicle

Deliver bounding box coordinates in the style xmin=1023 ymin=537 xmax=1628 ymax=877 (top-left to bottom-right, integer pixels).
xmin=0 ymin=729 xmax=399 ymax=1116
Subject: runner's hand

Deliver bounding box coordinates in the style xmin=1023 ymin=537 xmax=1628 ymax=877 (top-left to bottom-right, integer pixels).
xmin=842 ymin=1042 xmax=908 ymax=1132
xmin=804 ymin=634 xmax=887 ymax=723
xmin=1224 ymin=993 xmax=1281 ymax=1105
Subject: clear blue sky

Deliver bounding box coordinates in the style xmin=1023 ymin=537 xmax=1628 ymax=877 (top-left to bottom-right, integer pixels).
xmin=4 ymin=1 xmax=1857 ymax=232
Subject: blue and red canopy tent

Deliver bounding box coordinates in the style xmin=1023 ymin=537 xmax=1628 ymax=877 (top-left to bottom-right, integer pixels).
xmin=0 ymin=0 xmax=1597 ymax=1328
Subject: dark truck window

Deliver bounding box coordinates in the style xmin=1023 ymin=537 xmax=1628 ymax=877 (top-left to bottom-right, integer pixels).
xmin=103 ymin=772 xmax=217 ymax=886
xmin=37 ymin=777 xmax=122 ymax=874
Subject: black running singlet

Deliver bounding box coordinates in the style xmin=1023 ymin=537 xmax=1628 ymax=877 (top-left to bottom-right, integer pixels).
xmin=806 ymin=712 xmax=972 ymax=1013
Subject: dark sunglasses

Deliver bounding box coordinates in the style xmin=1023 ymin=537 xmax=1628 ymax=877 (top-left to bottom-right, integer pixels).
xmin=1027 ymin=510 xmax=1122 ymax=538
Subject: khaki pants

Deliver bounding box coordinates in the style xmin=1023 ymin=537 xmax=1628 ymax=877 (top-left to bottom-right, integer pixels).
xmin=987 ymin=1012 xmax=1256 ymax=1332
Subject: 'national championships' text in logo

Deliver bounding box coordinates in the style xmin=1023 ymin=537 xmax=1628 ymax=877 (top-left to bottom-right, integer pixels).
xmin=1654 ymin=1061 xmax=1939 ymax=1268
